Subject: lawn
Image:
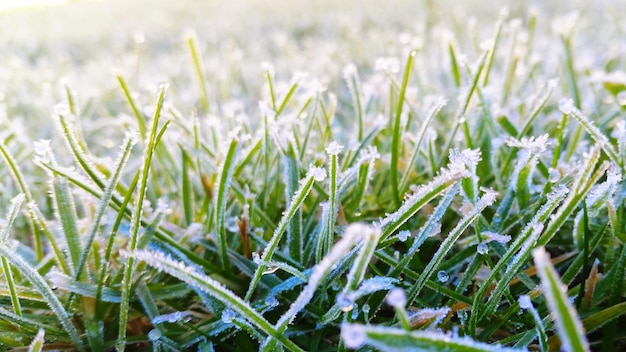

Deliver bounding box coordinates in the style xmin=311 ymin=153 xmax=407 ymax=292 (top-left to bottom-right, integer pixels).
xmin=0 ymin=0 xmax=625 ymax=351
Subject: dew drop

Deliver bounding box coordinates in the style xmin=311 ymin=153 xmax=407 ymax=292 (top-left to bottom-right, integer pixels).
xmin=437 ymin=270 xmax=449 ymax=283
xmin=337 ymin=293 xmax=355 ymax=312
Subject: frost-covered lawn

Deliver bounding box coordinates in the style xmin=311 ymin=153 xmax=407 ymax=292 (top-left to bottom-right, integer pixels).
xmin=0 ymin=0 xmax=625 ymax=351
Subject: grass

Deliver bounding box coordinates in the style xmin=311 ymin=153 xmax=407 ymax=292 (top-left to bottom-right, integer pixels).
xmin=0 ymin=0 xmax=626 ymax=351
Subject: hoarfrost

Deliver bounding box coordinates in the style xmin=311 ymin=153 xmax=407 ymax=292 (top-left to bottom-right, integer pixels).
xmin=385 ymin=287 xmax=407 ymax=308
xmin=152 ymin=311 xmax=192 ymax=324
xmin=341 ymin=323 xmax=367 ymax=349
xmin=477 ymin=243 xmax=489 ymax=255
xmin=325 ymin=141 xmax=344 ymax=156
xmin=308 ymin=166 xmax=327 ymax=182
xmin=518 ymin=295 xmax=533 ymax=310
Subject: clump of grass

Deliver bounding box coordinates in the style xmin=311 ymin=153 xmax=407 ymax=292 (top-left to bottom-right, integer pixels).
xmin=0 ymin=1 xmax=625 ymax=351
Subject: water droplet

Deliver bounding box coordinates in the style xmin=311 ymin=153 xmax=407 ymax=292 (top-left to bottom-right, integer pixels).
xmin=477 ymin=243 xmax=489 ymax=255
xmin=437 ymin=270 xmax=449 ymax=283
xmin=226 ymin=217 xmax=239 ymax=233
xmin=362 ymin=304 xmax=370 ymax=314
xmin=148 ymin=329 xmax=161 ymax=341
xmin=337 ymin=293 xmax=354 ymax=312
xmin=262 ymin=266 xmax=279 ymax=275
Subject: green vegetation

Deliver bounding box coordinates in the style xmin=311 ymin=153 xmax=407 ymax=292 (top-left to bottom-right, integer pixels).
xmin=0 ymin=1 xmax=625 ymax=351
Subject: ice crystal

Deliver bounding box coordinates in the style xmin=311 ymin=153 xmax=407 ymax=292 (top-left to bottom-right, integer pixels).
xmin=308 ymin=166 xmax=327 ymax=182
xmin=341 ymin=323 xmax=367 ymax=349
xmin=477 ymin=243 xmax=489 ymax=255
xmin=325 ymin=141 xmax=344 ymax=156
xmin=518 ymin=295 xmax=533 ymax=310
xmin=385 ymin=287 xmax=407 ymax=308
xmin=152 ymin=311 xmax=192 ymax=324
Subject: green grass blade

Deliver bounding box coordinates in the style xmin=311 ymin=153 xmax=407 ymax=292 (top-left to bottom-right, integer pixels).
xmin=533 ymin=247 xmax=591 ymax=352
xmin=1 ymin=194 xmax=25 ymax=317
xmin=379 ymin=149 xmax=473 ymax=242
xmin=0 ymin=245 xmax=83 ymax=350
xmin=52 ymin=177 xmax=82 ymax=276
xmin=244 ymin=167 xmax=325 ymax=301
xmin=27 ymin=328 xmax=45 ymax=352
xmin=117 ymin=73 xmax=147 ymax=138
xmin=75 ymin=131 xmax=137 ymax=281
xmin=214 ymin=136 xmax=239 ymax=269
xmin=0 ymin=143 xmax=43 ymax=261
xmin=186 ymin=31 xmax=210 ymax=113
xmin=129 ymin=249 xmax=304 ymax=352
xmin=407 ymin=188 xmax=497 ymax=302
xmin=390 ymin=49 xmax=416 ymax=207
xmin=118 ymin=84 xmax=167 ymax=352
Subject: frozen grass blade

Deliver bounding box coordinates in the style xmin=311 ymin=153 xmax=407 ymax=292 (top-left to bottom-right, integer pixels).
xmin=533 ymin=247 xmax=591 ymax=352
xmin=283 ymin=144 xmax=303 ymax=264
xmin=75 ymin=131 xmax=137 ymax=280
xmin=407 ymin=188 xmax=497 ymax=302
xmin=52 ymin=177 xmax=82 ymax=276
xmin=390 ymin=50 xmax=416 ymax=207
xmin=214 ymin=136 xmax=239 ymax=269
xmin=0 ymin=143 xmax=43 ymax=261
xmin=471 ymin=186 xmax=568 ymax=330
xmin=129 ymin=249 xmax=304 ymax=352
xmin=245 ymin=166 xmax=325 ymax=301
xmin=27 ymin=328 xmax=45 ymax=352
xmin=399 ymin=96 xmax=446 ymax=194
xmin=341 ymin=323 xmax=523 ymax=352
xmin=558 ymin=99 xmax=622 ymax=169
xmin=379 ymin=149 xmax=472 ymax=242
xmin=1 ymin=194 xmax=25 ymax=317
xmin=0 ymin=245 xmax=83 ymax=350
xmin=343 ymin=64 xmax=364 ymax=141
xmin=117 ymin=84 xmax=167 ymax=352
xmin=186 ymin=31 xmax=210 ymax=113
xmin=117 ymin=73 xmax=147 ymax=138
xmin=322 ymin=141 xmax=343 ymax=258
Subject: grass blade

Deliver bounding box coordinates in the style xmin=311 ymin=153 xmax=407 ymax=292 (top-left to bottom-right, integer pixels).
xmin=245 ymin=166 xmax=325 ymax=301
xmin=214 ymin=136 xmax=239 ymax=269
xmin=341 ymin=323 xmax=522 ymax=351
xmin=533 ymin=247 xmax=591 ymax=352
xmin=0 ymin=245 xmax=83 ymax=350
xmin=117 ymin=84 xmax=167 ymax=352
xmin=129 ymin=249 xmax=304 ymax=352
xmin=390 ymin=50 xmax=416 ymax=207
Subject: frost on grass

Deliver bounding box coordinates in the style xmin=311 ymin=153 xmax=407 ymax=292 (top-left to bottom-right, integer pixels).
xmin=408 ymin=307 xmax=451 ymax=328
xmin=307 ymin=166 xmax=326 ymax=182
xmin=152 ymin=311 xmax=193 ymax=324
xmin=378 ymin=149 xmax=473 ymax=229
xmin=341 ymin=324 xmax=524 ymax=351
xmin=325 ymin=141 xmax=344 ymax=156
xmin=482 ymin=231 xmax=511 ymax=244
xmin=275 ymin=223 xmax=375 ymax=329
xmin=518 ymin=295 xmax=533 ymax=310
xmin=385 ymin=287 xmax=407 ymax=308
